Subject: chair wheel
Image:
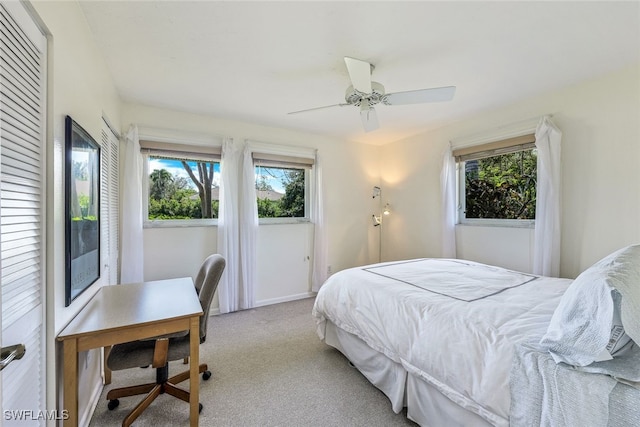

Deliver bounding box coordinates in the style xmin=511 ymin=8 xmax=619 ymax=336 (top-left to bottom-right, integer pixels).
xmin=202 ymin=370 xmax=212 ymax=380
xmin=108 ymin=399 xmax=119 ymax=410
xmin=199 ymin=403 xmax=203 ymax=413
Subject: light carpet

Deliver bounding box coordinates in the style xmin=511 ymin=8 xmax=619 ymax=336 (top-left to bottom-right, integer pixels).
xmin=89 ymin=297 xmax=416 ymax=426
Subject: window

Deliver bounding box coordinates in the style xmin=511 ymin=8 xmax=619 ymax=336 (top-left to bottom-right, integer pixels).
xmin=455 ymin=134 xmax=537 ymax=226
xmin=141 ymin=141 xmax=221 ymax=226
xmin=253 ymin=152 xmax=313 ymax=222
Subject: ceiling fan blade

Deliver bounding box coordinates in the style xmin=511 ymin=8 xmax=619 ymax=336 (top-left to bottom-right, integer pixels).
xmin=344 ymin=57 xmax=372 ymax=94
xmin=360 ymin=102 xmax=379 ymax=133
xmin=287 ymin=103 xmax=349 ymax=115
xmin=384 ymin=86 xmax=456 ymax=105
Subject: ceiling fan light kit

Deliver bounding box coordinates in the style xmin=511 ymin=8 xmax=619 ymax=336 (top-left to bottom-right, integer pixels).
xmin=359 ymin=100 xmax=379 ymax=133
xmin=288 ymin=56 xmax=456 ymax=133
xmin=345 ymin=82 xmax=386 ymax=107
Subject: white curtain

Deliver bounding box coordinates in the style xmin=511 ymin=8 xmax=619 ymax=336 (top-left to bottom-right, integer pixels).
xmin=533 ymin=116 xmax=562 ymax=277
xmin=217 ymin=137 xmax=241 ymax=313
xmin=440 ymin=144 xmax=457 ymax=258
xmin=120 ymin=125 xmax=144 ymax=283
xmin=239 ymin=143 xmax=258 ymax=309
xmin=312 ymin=151 xmax=328 ymax=291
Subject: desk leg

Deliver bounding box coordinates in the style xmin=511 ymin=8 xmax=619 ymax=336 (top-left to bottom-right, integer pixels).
xmin=189 ymin=316 xmax=199 ymax=427
xmin=63 ymin=339 xmax=78 ymax=427
xmin=103 ymin=346 xmax=112 ymax=385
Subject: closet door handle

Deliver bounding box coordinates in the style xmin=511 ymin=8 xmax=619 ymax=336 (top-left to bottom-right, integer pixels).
xmin=1 ymin=344 xmax=26 ymax=371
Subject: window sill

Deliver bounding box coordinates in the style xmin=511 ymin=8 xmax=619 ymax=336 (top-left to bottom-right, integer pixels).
xmin=258 ymin=218 xmax=311 ymax=225
xmin=143 ymin=218 xmax=312 ymax=228
xmin=458 ymin=219 xmax=535 ymax=229
xmin=144 ymin=219 xmax=218 ymax=229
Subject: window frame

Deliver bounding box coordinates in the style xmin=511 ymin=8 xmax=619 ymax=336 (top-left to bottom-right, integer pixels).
xmin=455 ymin=134 xmax=537 ymax=228
xmin=142 ymin=141 xmax=221 ymax=228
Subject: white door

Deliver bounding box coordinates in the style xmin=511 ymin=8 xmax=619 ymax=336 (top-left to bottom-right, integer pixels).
xmin=0 ymin=2 xmax=47 ymax=426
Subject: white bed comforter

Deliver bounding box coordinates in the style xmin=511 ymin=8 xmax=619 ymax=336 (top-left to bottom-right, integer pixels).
xmin=312 ymin=259 xmax=572 ymax=426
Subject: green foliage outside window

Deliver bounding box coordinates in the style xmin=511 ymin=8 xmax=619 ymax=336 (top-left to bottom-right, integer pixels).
xmin=464 ymin=149 xmax=537 ymax=220
xmin=256 ymin=167 xmax=305 ymax=218
xmin=147 ymin=161 xmax=305 ymax=220
xmin=148 ymin=161 xmax=219 ymax=220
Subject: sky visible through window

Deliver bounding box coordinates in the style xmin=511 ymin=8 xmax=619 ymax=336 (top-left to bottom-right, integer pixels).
xmin=149 ymin=158 xmax=288 ymax=193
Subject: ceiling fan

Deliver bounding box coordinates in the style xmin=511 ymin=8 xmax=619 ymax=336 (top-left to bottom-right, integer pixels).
xmin=288 ymin=57 xmax=456 ymax=133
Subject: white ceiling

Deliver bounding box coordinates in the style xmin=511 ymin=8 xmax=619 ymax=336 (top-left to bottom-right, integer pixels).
xmin=79 ymin=1 xmax=640 ymax=145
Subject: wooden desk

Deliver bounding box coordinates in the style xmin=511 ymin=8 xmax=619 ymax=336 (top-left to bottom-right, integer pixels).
xmin=57 ymin=278 xmax=203 ymax=427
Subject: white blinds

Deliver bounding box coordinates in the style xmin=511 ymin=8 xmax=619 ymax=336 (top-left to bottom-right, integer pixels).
xmin=452 ymin=134 xmax=536 ymax=162
xmin=0 ymin=0 xmax=46 ymax=417
xmin=139 ymin=140 xmax=221 ymax=162
xmin=247 ymin=140 xmax=316 ymax=170
xmin=101 ymin=119 xmax=120 ymax=285
xmin=252 ymin=152 xmax=315 ymax=169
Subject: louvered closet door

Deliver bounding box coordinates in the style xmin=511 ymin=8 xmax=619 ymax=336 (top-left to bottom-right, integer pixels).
xmin=100 ymin=119 xmax=119 ymax=285
xmin=108 ymin=127 xmax=119 ymax=284
xmin=0 ymin=2 xmax=47 ymax=425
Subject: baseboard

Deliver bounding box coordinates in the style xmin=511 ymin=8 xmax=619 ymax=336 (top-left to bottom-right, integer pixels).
xmin=80 ymin=376 xmax=103 ymax=427
xmin=253 ymin=292 xmax=317 ymax=308
xmin=209 ymin=292 xmax=316 ymax=316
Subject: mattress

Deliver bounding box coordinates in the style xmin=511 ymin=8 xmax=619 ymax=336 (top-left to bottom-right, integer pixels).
xmin=312 ymin=258 xmax=573 ymax=426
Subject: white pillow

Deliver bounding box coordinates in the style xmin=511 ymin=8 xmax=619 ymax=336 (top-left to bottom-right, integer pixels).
xmin=607 ymin=290 xmax=632 ymax=356
xmin=540 ymin=244 xmax=640 ymax=366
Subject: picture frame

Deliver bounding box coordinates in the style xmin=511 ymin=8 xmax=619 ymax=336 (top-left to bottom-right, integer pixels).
xmin=65 ymin=116 xmax=100 ymax=306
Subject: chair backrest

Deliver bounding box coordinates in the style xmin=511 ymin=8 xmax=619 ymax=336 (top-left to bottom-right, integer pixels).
xmin=194 ymin=254 xmax=225 ymax=342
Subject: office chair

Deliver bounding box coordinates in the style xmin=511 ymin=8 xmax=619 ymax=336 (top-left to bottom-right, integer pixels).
xmin=105 ymin=254 xmax=225 ymax=426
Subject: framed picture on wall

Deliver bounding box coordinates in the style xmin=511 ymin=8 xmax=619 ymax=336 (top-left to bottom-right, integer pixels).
xmin=65 ymin=116 xmax=100 ymax=306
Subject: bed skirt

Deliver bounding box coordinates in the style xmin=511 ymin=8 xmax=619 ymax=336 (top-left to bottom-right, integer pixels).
xmin=324 ymin=320 xmax=495 ymax=427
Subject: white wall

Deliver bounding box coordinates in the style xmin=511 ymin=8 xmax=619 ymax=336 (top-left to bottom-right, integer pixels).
xmin=30 ymin=1 xmax=122 ymax=425
xmin=255 ymin=223 xmax=315 ymax=305
xmin=455 ymin=225 xmax=534 ymax=273
xmin=33 ymin=0 xmax=122 ymax=331
xmin=122 ymin=103 xmax=382 ymax=309
xmin=144 ymin=226 xmax=218 ymax=281
xmin=381 ymin=63 xmax=640 ymax=279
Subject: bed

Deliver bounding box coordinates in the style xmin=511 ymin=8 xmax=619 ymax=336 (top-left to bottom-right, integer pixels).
xmin=312 ymin=248 xmax=640 ymax=426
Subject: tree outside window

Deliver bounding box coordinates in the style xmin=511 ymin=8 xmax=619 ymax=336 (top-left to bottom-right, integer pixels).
xmin=147 ymin=156 xmax=220 ymax=220
xmin=255 ymin=166 xmax=306 ymax=218
xmin=463 ymin=149 xmax=537 ymax=220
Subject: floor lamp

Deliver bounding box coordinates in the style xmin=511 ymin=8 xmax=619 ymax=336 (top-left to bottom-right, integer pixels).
xmin=372 ymin=186 xmax=391 ymax=262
